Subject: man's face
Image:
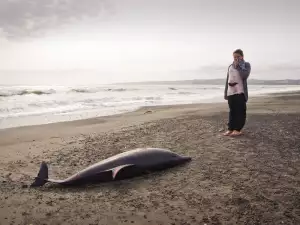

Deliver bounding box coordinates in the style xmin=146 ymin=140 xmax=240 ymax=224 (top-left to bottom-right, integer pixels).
xmin=233 ymin=53 xmax=243 ymax=62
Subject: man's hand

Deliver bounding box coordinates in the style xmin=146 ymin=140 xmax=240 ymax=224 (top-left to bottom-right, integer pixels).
xmin=238 ymin=59 xmax=246 ymax=70
xmin=233 ymin=60 xmax=239 ymax=68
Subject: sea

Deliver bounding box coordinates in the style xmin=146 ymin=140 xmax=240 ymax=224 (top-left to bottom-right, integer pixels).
xmin=1 ymin=83 xmax=300 ymax=129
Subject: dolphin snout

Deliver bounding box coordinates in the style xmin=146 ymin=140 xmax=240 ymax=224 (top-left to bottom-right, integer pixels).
xmin=180 ymin=156 xmax=192 ymax=162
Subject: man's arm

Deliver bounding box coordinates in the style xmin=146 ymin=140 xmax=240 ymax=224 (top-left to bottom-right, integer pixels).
xmin=237 ymin=61 xmax=251 ymax=80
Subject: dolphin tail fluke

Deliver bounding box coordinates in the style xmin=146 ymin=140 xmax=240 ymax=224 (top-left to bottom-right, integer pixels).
xmin=30 ymin=161 xmax=49 ymax=187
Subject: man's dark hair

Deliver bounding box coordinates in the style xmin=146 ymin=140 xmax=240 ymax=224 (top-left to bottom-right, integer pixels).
xmin=233 ymin=49 xmax=244 ymax=57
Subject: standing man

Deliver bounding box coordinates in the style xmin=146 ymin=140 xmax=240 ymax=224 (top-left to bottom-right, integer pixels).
xmin=223 ymin=49 xmax=251 ymax=137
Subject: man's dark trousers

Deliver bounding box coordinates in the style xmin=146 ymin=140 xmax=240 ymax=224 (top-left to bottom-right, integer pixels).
xmin=227 ymin=93 xmax=247 ymax=131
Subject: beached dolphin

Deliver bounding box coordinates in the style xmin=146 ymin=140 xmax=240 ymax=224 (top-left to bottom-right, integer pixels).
xmin=30 ymin=148 xmax=191 ymax=187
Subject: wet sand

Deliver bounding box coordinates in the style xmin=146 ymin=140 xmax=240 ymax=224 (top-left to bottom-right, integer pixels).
xmin=0 ymin=91 xmax=299 ymax=225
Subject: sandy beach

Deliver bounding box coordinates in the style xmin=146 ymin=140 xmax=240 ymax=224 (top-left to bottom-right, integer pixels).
xmin=0 ymin=91 xmax=299 ymax=225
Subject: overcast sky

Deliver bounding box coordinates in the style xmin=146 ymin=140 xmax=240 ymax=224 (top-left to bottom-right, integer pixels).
xmin=0 ymin=0 xmax=299 ymax=84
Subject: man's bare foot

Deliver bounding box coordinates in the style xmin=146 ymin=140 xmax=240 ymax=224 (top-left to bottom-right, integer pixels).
xmin=230 ymin=130 xmax=242 ymax=136
xmin=223 ymin=130 xmax=233 ymax=136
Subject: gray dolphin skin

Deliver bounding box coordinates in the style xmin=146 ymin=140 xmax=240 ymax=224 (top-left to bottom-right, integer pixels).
xmin=30 ymin=148 xmax=191 ymax=187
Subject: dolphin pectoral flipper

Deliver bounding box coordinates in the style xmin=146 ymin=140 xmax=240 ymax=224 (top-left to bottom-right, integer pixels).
xmin=112 ymin=164 xmax=144 ymax=180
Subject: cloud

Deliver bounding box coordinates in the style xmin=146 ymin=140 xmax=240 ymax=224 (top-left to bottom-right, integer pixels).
xmin=0 ymin=0 xmax=112 ymax=39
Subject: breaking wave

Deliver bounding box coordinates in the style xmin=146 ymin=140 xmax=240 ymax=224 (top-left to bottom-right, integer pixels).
xmin=0 ymin=89 xmax=55 ymax=97
xmin=0 ymin=85 xmax=222 ymax=98
xmin=0 ymin=86 xmax=142 ymax=97
xmin=70 ymin=87 xmax=139 ymax=93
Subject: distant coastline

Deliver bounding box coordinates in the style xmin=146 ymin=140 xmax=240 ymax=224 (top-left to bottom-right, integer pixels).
xmin=115 ymin=79 xmax=300 ymax=86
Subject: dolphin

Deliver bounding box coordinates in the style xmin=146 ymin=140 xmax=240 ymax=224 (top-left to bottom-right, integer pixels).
xmin=30 ymin=148 xmax=191 ymax=187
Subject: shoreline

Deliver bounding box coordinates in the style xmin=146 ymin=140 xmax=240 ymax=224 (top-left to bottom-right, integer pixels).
xmin=0 ymin=90 xmax=299 ymax=146
xmin=1 ymin=86 xmax=300 ymax=131
xmin=0 ymin=101 xmax=227 ymax=147
xmin=0 ymin=89 xmax=296 ymax=131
